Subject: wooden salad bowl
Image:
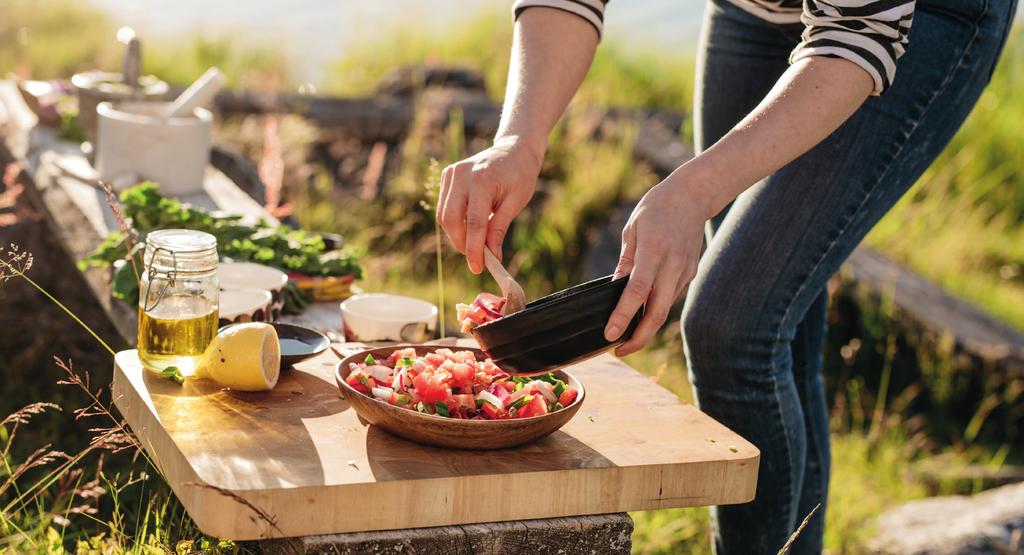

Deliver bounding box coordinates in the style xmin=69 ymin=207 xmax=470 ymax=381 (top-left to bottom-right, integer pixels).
xmin=335 ymin=345 xmax=585 ymax=450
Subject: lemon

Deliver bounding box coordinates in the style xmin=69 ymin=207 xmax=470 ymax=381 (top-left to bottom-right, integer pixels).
xmin=195 ymin=323 xmax=280 ymax=391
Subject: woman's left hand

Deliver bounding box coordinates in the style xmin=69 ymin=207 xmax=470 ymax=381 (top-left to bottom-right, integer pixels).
xmin=604 ymin=174 xmax=710 ymax=356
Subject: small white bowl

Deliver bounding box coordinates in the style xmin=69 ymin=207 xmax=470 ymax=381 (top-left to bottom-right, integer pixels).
xmin=339 ymin=294 xmax=438 ymax=343
xmin=218 ymin=287 xmax=273 ymax=327
xmin=218 ymin=262 xmax=289 ymax=319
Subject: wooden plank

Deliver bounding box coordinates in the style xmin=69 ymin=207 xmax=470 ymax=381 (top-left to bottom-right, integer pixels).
xmin=842 ymin=247 xmax=1024 ymax=370
xmin=257 ymin=513 xmax=632 ymax=554
xmin=111 ymin=344 xmax=759 ymax=540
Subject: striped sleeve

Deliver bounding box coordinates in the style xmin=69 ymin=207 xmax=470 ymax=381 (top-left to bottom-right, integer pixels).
xmin=791 ymin=0 xmax=916 ymax=95
xmin=512 ymin=0 xmax=608 ymax=37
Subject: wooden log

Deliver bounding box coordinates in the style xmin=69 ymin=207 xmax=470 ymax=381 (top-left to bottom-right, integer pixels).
xmin=257 ymin=513 xmax=632 ymax=555
xmin=210 ymin=143 xmax=266 ymax=205
xmin=208 ymin=89 xmax=503 ymax=141
xmin=842 ymin=247 xmax=1024 ymax=374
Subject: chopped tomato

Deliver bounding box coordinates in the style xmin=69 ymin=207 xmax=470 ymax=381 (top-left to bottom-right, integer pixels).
xmin=345 ymin=371 xmax=372 ymax=395
xmin=480 ymin=402 xmax=505 ymax=420
xmin=558 ymin=386 xmax=578 ymax=407
xmin=412 ymin=371 xmax=451 ymax=404
xmin=452 ymin=394 xmax=476 ymax=410
xmin=451 ymin=363 xmax=474 ymax=387
xmin=424 ymin=353 xmax=445 ymax=368
xmin=518 ymin=394 xmax=549 ymax=418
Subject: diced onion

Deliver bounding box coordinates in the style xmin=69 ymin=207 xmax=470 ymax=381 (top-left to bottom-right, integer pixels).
xmin=530 ymin=381 xmax=557 ymax=403
xmin=476 ymin=390 xmax=504 ymax=410
xmin=371 ymin=386 xmax=394 ymax=400
xmin=391 ymin=367 xmax=407 ymax=391
xmin=364 ymin=365 xmax=393 ymax=383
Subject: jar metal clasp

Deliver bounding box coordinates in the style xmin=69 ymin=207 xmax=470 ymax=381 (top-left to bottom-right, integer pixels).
xmin=142 ymin=246 xmax=177 ymax=313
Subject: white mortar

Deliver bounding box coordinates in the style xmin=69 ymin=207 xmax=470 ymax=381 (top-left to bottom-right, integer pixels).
xmin=95 ymin=101 xmax=212 ymax=196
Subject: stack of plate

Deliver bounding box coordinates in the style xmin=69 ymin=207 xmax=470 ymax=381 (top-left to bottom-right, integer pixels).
xmin=217 ymin=262 xmax=289 ymax=325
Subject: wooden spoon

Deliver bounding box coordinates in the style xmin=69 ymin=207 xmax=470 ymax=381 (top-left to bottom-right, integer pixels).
xmin=483 ymin=249 xmax=527 ymax=315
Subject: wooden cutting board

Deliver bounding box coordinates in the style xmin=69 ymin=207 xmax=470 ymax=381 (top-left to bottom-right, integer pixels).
xmin=112 ymin=345 xmax=758 ymax=540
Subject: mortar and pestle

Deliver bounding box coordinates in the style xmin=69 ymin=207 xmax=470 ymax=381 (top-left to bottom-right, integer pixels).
xmin=95 ymin=67 xmax=227 ymax=195
xmin=71 ymin=32 xmax=169 ymax=145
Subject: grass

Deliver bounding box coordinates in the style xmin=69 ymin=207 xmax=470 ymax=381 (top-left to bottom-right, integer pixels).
xmin=3 ymin=2 xmax=1023 ymax=553
xmin=324 ymin=11 xmax=693 ymax=111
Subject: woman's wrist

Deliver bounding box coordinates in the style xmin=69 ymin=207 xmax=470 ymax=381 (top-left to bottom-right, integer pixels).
xmin=661 ymin=155 xmax=737 ymax=221
xmin=493 ymin=132 xmax=547 ymax=170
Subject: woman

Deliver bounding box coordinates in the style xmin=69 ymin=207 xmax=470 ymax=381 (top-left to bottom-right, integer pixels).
xmin=436 ymin=0 xmax=1016 ymax=552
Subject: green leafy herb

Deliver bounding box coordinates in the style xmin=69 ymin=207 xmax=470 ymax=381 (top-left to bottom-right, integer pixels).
xmin=553 ymin=402 xmax=564 ymax=411
xmin=364 ymin=354 xmax=376 ymax=365
xmin=82 ymin=182 xmax=363 ymax=308
xmin=553 ymin=380 xmax=566 ymax=396
xmin=398 ymin=356 xmax=415 ymax=367
xmin=434 ymin=401 xmax=449 ymax=417
xmin=356 ymin=373 xmax=370 ymax=388
xmin=160 ymin=366 xmax=184 ymax=385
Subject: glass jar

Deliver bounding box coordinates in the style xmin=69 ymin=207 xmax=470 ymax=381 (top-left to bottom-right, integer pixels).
xmin=138 ymin=229 xmax=219 ymax=375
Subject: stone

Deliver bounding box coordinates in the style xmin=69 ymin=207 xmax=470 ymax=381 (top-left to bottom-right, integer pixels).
xmin=869 ymin=481 xmax=1024 ymax=555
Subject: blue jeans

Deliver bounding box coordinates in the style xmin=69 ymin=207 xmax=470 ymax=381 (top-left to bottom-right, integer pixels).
xmin=684 ymin=0 xmax=1017 ymax=553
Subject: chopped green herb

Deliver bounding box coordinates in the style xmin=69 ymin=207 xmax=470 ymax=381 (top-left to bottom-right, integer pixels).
xmin=552 ymin=402 xmax=564 ymax=411
xmin=364 ymin=354 xmax=376 ymax=365
xmin=512 ymin=395 xmax=532 ymax=409
xmin=161 ymin=366 xmax=184 ymax=385
xmin=435 ymin=401 xmax=449 ymax=417
xmin=398 ymin=357 xmax=415 ymax=367
xmin=356 ymin=373 xmax=370 ymax=387
xmin=394 ymin=394 xmax=412 ymax=406
xmin=475 ymin=398 xmax=486 ymax=408
xmin=588 ymin=415 xmax=595 ymax=423
xmin=536 ymin=373 xmax=561 ymax=385
xmin=553 ymin=381 xmax=566 ymax=396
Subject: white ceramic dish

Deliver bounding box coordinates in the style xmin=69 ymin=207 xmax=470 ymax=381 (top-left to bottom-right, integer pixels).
xmin=218 ymin=287 xmax=273 ymax=327
xmin=218 ymin=262 xmax=288 ymax=319
xmin=339 ymin=294 xmax=437 ymax=343
xmin=95 ymin=101 xmax=211 ymax=195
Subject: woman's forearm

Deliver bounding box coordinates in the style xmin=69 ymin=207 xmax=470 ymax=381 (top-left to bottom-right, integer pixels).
xmin=496 ymin=7 xmax=599 ymax=161
xmin=678 ymin=56 xmax=875 ymax=217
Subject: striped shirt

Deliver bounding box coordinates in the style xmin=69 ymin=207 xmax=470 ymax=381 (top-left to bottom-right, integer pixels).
xmin=512 ymin=0 xmax=916 ymax=95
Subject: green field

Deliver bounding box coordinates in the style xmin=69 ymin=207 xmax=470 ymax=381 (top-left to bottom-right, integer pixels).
xmin=2 ymin=1 xmax=1022 ymax=553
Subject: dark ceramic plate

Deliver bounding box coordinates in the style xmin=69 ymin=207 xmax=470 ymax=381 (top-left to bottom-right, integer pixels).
xmin=335 ymin=345 xmax=584 ymax=450
xmin=471 ymin=275 xmax=643 ymax=376
xmin=219 ymin=322 xmax=330 ymax=370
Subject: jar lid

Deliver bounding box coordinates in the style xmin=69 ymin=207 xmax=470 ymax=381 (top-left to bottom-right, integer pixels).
xmin=146 ymin=229 xmax=217 ymax=253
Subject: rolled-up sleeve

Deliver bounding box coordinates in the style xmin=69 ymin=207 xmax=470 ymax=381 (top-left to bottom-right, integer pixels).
xmin=791 ymin=0 xmax=916 ymax=95
xmin=512 ymin=0 xmax=608 ymax=37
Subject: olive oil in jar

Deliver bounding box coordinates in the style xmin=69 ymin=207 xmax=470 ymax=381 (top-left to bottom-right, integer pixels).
xmin=138 ymin=229 xmax=220 ymax=376
xmin=138 ymin=296 xmax=218 ymax=375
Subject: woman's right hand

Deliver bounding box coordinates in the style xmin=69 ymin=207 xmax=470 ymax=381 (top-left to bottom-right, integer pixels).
xmin=437 ymin=136 xmax=543 ymax=274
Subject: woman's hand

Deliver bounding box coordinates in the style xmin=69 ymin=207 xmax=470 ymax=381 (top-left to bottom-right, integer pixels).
xmin=604 ymin=173 xmax=711 ymax=356
xmin=437 ymin=136 xmax=543 ymax=273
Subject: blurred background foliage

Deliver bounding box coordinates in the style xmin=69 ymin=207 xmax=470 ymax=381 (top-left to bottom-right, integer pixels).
xmin=2 ymin=0 xmax=1023 ymax=552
